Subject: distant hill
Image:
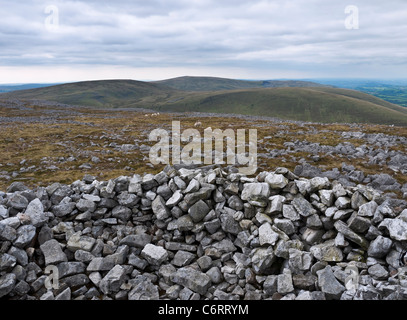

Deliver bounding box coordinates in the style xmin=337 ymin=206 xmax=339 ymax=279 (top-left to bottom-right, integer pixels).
xmin=0 ymin=83 xmax=58 ymax=93
xmin=2 ymin=77 xmax=407 ymax=126
xmin=0 ymin=79 xmax=177 ymax=108
xmin=153 ymin=76 xmax=331 ymax=92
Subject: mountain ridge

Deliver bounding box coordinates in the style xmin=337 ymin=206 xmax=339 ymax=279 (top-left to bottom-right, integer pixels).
xmin=2 ymin=76 xmax=407 ymax=126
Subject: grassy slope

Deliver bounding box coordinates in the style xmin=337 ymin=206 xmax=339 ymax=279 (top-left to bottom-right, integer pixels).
xmin=160 ymin=87 xmax=407 ymax=126
xmin=2 ymin=78 xmax=407 ymax=126
xmin=1 ymin=79 xmax=177 ymax=108
xmin=153 ymin=76 xmax=330 ymax=91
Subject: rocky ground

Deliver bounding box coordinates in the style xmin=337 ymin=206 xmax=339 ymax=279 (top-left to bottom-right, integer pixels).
xmin=1 ymin=164 xmax=407 ymax=300
xmin=1 ymin=98 xmax=407 ymax=300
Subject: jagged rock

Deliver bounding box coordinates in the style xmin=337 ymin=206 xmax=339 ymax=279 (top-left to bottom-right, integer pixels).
xmin=128 ymin=275 xmax=159 ymax=300
xmin=188 ymin=200 xmax=210 ymax=223
xmin=171 ymin=267 xmax=212 ymax=295
xmin=0 ymin=165 xmax=406 ymax=300
xmin=265 ymin=173 xmax=288 ymax=189
xmin=99 ymin=265 xmax=127 ymax=295
xmin=292 ymin=195 xmax=316 ymax=217
xmin=40 ymin=239 xmax=68 ymax=265
xmin=334 ymin=221 xmax=369 ymax=249
xmin=317 ymin=266 xmax=345 ymax=300
xmin=277 ymin=269 xmax=294 ymax=294
xmin=310 ymin=240 xmax=343 ymax=262
xmin=0 ymin=273 xmax=16 ymax=298
xmin=67 ymin=232 xmax=96 ymax=252
xmin=378 ymin=218 xmax=407 ymax=241
xmin=152 ymin=195 xmax=170 ymax=220
xmin=141 ymin=244 xmax=168 ymax=266
xmin=367 ymin=236 xmax=393 ymax=258
xmin=24 ymin=198 xmax=47 ymax=227
xmin=258 ymin=223 xmax=279 ymax=246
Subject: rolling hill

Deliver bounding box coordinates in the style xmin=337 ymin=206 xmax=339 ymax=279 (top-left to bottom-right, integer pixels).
xmin=2 ymin=77 xmax=407 ymax=126
xmin=153 ymin=76 xmax=331 ymax=92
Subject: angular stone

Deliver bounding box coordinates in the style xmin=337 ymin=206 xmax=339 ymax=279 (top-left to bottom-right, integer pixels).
xmin=0 ymin=224 xmax=16 ymax=242
xmin=220 ymin=213 xmax=242 ymax=235
xmin=335 ymin=197 xmax=351 ymax=210
xmin=265 ymin=173 xmax=288 ymax=189
xmin=277 ymin=269 xmax=294 ymax=294
xmin=251 ymin=247 xmax=276 ymax=274
xmin=0 ymin=205 xmax=7 ymax=219
xmin=288 ymin=249 xmax=313 ymax=271
xmin=55 ymin=287 xmax=71 ymax=300
xmin=367 ymin=235 xmax=392 ymax=258
xmin=310 ymin=240 xmax=343 ymax=262
xmin=266 ymin=195 xmax=285 ymax=215
xmin=184 ymin=179 xmax=200 ymax=194
xmin=310 ymin=177 xmax=330 ymax=191
xmin=347 ymin=212 xmax=371 ymax=234
xmin=141 ymin=243 xmax=168 ymax=266
xmin=317 ymin=266 xmax=345 ymax=300
xmin=152 ymin=195 xmax=170 ymax=220
xmin=7 ymin=193 xmax=28 ymax=210
xmin=168 ymin=215 xmax=195 ymax=232
xmin=119 ymin=234 xmax=152 ymax=248
xmin=275 ymin=239 xmax=304 ymax=259
xmin=166 ymin=190 xmax=183 ymax=207
xmin=292 ymin=274 xmax=317 ymax=291
xmin=53 ymin=201 xmax=76 ymax=217
xmin=14 ymin=225 xmax=36 ymax=248
xmin=57 ymin=262 xmax=86 ymax=278
xmin=274 ymin=218 xmax=295 ymax=235
xmin=0 ymin=254 xmax=16 ymax=271
xmin=128 ymin=275 xmax=159 ymax=300
xmin=111 ymin=206 xmax=132 ymax=221
xmin=188 ymin=200 xmax=210 ymax=223
xmin=302 ymin=228 xmax=324 ymax=245
xmin=283 ymin=204 xmax=300 ymax=221
xmin=172 ymin=250 xmax=196 ymax=267
xmin=334 ymin=221 xmax=369 ymax=249
xmin=60 ymin=274 xmax=89 ymax=288
xmin=295 ymin=179 xmax=311 ymax=195
xmin=76 ymin=198 xmax=96 ymax=213
xmin=0 ymin=273 xmax=16 ymax=298
xmin=117 ymin=191 xmax=139 ymax=207
xmin=40 ymin=239 xmax=68 ymax=265
xmin=358 ymin=201 xmax=378 ymax=217
xmin=171 ymin=267 xmax=212 ymax=295
xmin=368 ymin=264 xmax=389 ymax=280
xmin=228 ymin=195 xmax=244 ymax=211
xmin=67 ymin=232 xmax=96 ymax=252
xmin=263 ymin=275 xmax=278 ymax=295
xmin=378 ymin=218 xmax=407 ymax=241
xmin=259 ymin=223 xmax=279 ymax=246
xmin=99 ymin=265 xmax=127 ymax=295
xmin=25 ymin=198 xmax=47 ymax=227
xmin=241 ymin=183 xmax=270 ymax=206
xmin=292 ymin=196 xmax=316 ymax=217
xmin=319 ymin=189 xmax=334 ymax=207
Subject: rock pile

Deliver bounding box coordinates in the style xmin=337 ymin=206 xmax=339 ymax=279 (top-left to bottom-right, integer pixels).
xmin=1 ymin=165 xmax=407 ymax=300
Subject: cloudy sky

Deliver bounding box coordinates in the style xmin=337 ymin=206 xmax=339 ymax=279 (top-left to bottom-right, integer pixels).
xmin=0 ymin=0 xmax=406 ymax=83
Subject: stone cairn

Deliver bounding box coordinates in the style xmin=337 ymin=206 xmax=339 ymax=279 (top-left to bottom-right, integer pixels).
xmin=1 ymin=165 xmax=407 ymax=300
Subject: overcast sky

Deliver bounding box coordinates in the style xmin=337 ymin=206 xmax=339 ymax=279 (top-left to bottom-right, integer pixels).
xmin=0 ymin=0 xmax=406 ymax=83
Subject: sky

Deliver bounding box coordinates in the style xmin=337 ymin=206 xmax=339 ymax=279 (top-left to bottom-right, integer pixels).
xmin=0 ymin=0 xmax=406 ymax=83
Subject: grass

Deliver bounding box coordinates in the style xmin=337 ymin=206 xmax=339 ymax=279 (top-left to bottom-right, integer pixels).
xmin=3 ymin=78 xmax=407 ymax=126
xmin=1 ymin=100 xmax=407 ymax=194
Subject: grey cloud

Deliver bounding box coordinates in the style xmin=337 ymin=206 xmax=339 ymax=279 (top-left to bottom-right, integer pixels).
xmin=0 ymin=0 xmax=406 ymax=79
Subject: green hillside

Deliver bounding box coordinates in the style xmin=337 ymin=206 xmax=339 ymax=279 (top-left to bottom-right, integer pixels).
xmin=153 ymin=76 xmax=330 ymax=91
xmin=159 ymin=87 xmax=407 ymax=126
xmin=1 ymin=79 xmax=176 ymax=108
xmin=2 ymin=77 xmax=407 ymax=126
